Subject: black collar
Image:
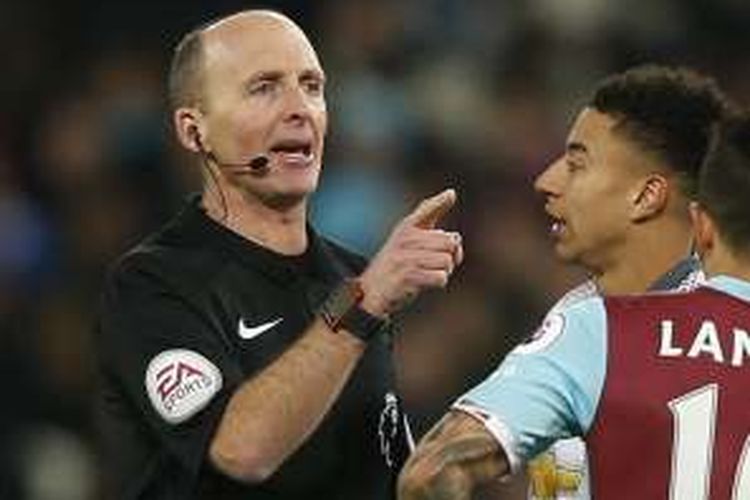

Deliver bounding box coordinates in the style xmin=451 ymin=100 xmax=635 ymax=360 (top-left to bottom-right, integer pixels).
xmin=171 ymin=195 xmax=349 ymax=286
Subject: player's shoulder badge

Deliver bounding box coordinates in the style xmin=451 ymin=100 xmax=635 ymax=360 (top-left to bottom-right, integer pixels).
xmin=515 ymin=313 xmax=565 ymax=354
xmin=145 ymin=349 xmax=223 ymax=424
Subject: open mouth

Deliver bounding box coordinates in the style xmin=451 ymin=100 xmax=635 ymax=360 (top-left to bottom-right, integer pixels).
xmin=548 ymin=214 xmax=566 ymax=236
xmin=269 ymin=139 xmax=314 ymax=164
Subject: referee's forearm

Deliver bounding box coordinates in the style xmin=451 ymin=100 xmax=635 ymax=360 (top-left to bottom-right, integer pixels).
xmin=209 ymin=316 xmax=365 ymax=483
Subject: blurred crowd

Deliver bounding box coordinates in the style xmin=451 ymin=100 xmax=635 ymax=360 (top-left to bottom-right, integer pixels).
xmin=1 ymin=0 xmax=748 ymax=498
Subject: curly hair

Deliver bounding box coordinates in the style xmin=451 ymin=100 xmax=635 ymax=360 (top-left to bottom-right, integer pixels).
xmin=590 ymin=65 xmax=734 ymax=197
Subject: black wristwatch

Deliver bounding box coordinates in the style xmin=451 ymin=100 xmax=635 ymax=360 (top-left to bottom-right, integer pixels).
xmin=319 ymin=279 xmax=388 ymax=342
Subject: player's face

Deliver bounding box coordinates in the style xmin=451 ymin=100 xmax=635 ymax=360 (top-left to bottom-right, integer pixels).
xmin=199 ymin=14 xmax=327 ymax=206
xmin=534 ymin=108 xmax=648 ymax=270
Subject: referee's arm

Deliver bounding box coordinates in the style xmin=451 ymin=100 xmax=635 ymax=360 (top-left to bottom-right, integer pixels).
xmin=209 ymin=190 xmax=464 ymax=482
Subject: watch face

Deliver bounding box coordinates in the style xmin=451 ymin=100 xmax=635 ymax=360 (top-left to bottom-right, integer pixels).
xmin=322 ymin=279 xmax=363 ymax=331
xmin=320 ymin=279 xmax=387 ymax=342
xmin=331 ymin=282 xmax=358 ymax=314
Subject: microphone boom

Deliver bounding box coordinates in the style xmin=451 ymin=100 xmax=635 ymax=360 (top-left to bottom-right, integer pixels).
xmin=206 ymin=151 xmax=270 ymax=173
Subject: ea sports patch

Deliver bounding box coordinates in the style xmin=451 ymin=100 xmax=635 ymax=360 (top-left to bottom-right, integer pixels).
xmin=145 ymin=349 xmax=222 ymax=424
xmin=515 ymin=313 xmax=565 ymax=354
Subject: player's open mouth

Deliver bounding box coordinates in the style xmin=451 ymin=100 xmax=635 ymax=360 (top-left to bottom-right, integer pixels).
xmin=548 ymin=216 xmax=566 ymax=236
xmin=269 ymin=139 xmax=314 ymax=165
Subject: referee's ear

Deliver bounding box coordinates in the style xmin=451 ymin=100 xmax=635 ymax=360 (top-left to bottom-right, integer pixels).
xmin=175 ymin=107 xmax=204 ymax=153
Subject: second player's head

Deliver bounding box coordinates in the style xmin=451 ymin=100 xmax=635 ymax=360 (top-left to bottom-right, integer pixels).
xmin=693 ymin=113 xmax=750 ymax=274
xmin=535 ymin=64 xmax=731 ymax=271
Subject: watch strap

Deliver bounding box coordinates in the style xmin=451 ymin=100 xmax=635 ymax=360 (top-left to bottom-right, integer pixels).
xmin=319 ymin=279 xmax=388 ymax=342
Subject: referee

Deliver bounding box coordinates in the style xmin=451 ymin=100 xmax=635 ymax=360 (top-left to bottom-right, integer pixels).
xmin=95 ymin=10 xmax=463 ymax=500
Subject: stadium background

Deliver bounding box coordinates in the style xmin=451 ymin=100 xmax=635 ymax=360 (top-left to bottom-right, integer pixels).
xmin=1 ymin=0 xmax=747 ymax=498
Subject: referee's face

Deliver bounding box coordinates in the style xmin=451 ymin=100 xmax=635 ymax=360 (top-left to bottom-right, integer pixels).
xmin=199 ymin=12 xmax=328 ymax=206
xmin=534 ymin=108 xmax=657 ymax=269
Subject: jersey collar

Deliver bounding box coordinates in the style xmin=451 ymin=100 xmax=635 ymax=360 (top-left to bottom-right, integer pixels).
xmin=647 ymin=254 xmax=701 ymax=291
xmin=175 ymin=195 xmax=349 ymax=286
xmin=704 ymin=275 xmax=750 ymax=303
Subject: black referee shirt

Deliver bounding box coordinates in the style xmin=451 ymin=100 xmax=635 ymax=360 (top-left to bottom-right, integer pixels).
xmin=96 ymin=197 xmax=410 ymax=500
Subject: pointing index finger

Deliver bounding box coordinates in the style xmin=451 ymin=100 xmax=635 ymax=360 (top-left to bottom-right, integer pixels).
xmin=408 ymin=189 xmax=457 ymax=229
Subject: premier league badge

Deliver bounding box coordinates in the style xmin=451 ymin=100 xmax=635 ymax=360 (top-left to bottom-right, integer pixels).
xmin=378 ymin=391 xmax=400 ymax=468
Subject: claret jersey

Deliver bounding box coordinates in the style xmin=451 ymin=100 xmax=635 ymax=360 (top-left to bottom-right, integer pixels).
xmin=96 ymin=197 xmax=410 ymax=500
xmin=455 ymin=276 xmax=750 ymax=500
xmin=524 ymin=257 xmax=702 ymax=499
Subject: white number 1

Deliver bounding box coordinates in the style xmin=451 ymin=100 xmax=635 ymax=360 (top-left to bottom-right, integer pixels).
xmin=668 ymin=383 xmax=750 ymax=500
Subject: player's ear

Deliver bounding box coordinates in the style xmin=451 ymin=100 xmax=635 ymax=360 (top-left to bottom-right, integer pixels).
xmin=174 ymin=107 xmax=204 ymax=153
xmin=630 ymin=173 xmax=669 ymax=222
xmin=690 ymin=201 xmax=715 ymax=259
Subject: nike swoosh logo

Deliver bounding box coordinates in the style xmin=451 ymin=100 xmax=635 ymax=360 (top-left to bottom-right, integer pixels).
xmin=238 ymin=317 xmax=283 ymax=340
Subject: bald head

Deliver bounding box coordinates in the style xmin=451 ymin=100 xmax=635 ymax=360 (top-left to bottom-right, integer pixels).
xmin=204 ymin=10 xmax=305 ymax=38
xmin=167 ymin=10 xmax=316 ymax=111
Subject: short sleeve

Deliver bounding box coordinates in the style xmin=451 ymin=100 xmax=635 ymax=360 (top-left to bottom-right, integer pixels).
xmin=453 ymin=297 xmax=608 ymax=472
xmin=97 ymin=256 xmax=244 ymax=477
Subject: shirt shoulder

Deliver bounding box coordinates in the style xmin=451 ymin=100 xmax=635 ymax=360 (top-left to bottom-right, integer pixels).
xmin=316 ymin=233 xmax=369 ymax=275
xmin=516 ymin=296 xmax=606 ymax=358
xmin=105 ymin=224 xmax=229 ymax=299
xmin=548 ymin=280 xmax=599 ymax=315
xmin=456 ymin=296 xmax=608 ymax=466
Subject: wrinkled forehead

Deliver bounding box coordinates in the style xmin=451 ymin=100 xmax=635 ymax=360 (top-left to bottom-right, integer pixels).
xmin=202 ymin=12 xmax=322 ymax=76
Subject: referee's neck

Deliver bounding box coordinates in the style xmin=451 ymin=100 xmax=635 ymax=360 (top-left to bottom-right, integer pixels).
xmin=202 ymin=188 xmax=309 ymax=256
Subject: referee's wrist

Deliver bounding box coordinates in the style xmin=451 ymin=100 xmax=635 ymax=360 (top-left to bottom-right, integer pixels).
xmin=319 ymin=279 xmax=389 ymax=343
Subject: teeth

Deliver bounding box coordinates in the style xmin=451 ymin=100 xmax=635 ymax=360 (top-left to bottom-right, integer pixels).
xmin=274 ymin=150 xmax=313 ymax=163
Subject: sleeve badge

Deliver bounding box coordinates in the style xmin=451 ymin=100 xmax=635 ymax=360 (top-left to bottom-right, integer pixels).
xmin=515 ymin=313 xmax=566 ymax=354
xmin=145 ymin=349 xmax=223 ymax=424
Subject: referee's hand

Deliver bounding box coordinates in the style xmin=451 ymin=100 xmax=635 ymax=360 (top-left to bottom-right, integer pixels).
xmin=359 ymin=189 xmax=463 ymax=318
